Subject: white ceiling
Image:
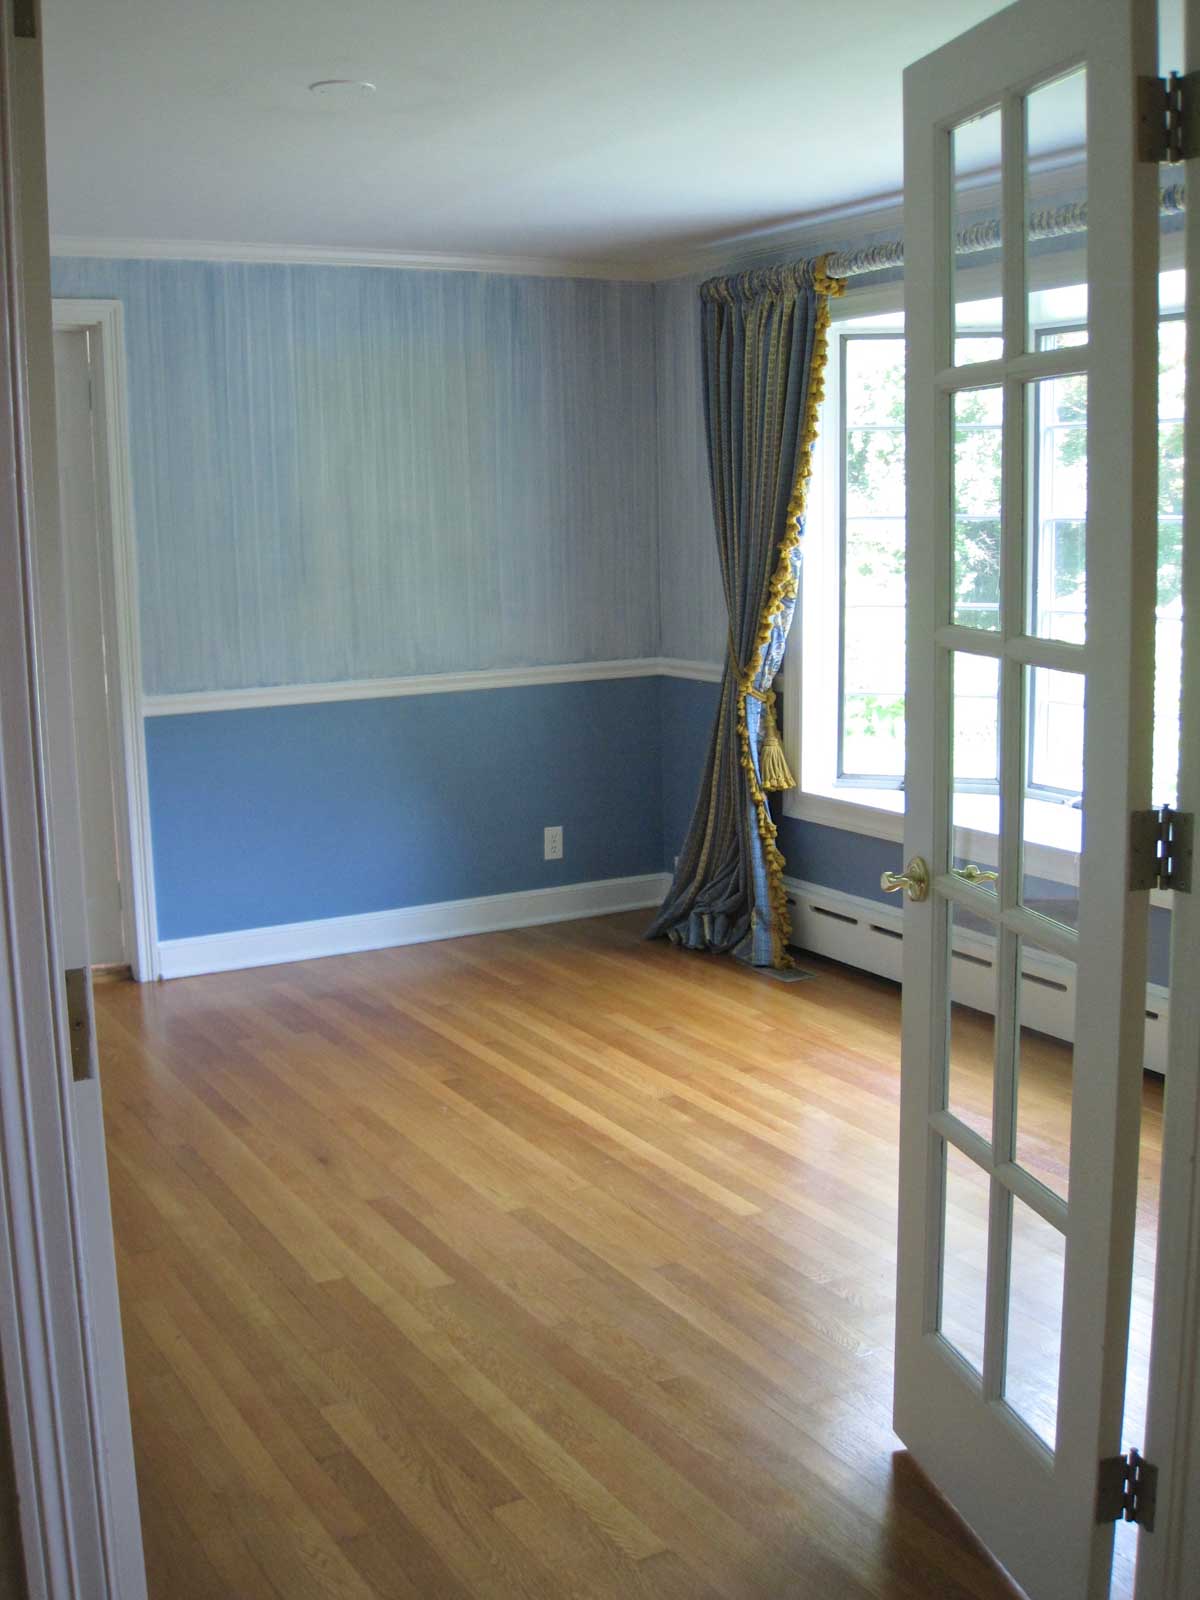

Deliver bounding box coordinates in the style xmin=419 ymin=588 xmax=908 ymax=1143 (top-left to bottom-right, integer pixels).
xmin=42 ymin=0 xmax=1181 ymax=274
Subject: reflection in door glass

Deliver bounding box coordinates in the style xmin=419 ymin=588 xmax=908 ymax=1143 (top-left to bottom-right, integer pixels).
xmin=952 ymin=108 xmax=1001 ymax=365
xmin=952 ymin=653 xmax=1000 ymax=884
xmin=1026 ymin=68 xmax=1087 ymax=348
xmin=939 ymin=1140 xmax=990 ymax=1376
xmin=953 ymin=388 xmax=1003 ymax=630
xmin=1155 ymin=311 xmax=1185 ymax=807
xmin=1004 ymin=1198 xmax=1066 ymax=1451
xmin=1021 ymin=666 xmax=1083 ymax=931
xmin=947 ymin=903 xmax=996 ymax=1144
xmin=1014 ymin=936 xmax=1075 ymax=1202
xmin=1029 ymin=373 xmax=1088 ymax=643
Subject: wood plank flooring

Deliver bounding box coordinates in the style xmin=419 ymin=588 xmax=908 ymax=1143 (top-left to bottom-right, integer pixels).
xmin=95 ymin=913 xmax=1162 ymax=1600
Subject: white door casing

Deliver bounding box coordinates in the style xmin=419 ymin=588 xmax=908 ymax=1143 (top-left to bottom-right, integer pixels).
xmin=896 ymin=3 xmax=1159 ymax=1598
xmin=55 ymin=326 xmax=126 ymax=966
xmin=0 ymin=9 xmax=146 ymax=1598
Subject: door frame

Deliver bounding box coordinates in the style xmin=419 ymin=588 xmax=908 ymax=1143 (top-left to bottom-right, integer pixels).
xmin=0 ymin=10 xmax=142 ymax=1599
xmin=51 ymin=299 xmax=159 ymax=982
xmin=1136 ymin=2 xmax=1200 ymax=1589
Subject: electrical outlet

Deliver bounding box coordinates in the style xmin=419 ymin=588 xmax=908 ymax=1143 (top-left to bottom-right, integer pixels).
xmin=544 ymin=825 xmax=563 ymax=861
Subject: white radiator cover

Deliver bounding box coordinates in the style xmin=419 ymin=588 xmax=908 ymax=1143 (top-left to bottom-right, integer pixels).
xmin=783 ymin=876 xmax=1170 ymax=1077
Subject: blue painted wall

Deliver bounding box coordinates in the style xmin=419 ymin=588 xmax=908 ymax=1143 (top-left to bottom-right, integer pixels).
xmin=147 ymin=678 xmax=663 ymax=940
xmin=659 ymin=674 xmax=716 ymax=870
xmin=51 ymin=258 xmax=659 ymax=694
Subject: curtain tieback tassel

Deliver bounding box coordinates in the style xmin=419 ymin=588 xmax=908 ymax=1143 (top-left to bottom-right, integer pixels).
xmin=758 ymin=697 xmax=795 ymax=792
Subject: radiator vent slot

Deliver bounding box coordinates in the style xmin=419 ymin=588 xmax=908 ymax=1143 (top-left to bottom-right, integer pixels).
xmin=869 ymin=923 xmax=903 ymax=941
xmin=812 ymin=904 xmax=858 ymax=926
xmin=953 ymin=949 xmax=993 ymax=969
xmin=1021 ymin=971 xmax=1070 ymax=994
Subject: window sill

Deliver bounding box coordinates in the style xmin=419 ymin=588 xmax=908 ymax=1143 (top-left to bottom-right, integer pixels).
xmin=784 ymin=785 xmax=904 ymax=843
xmin=785 ymin=782 xmax=1174 ymax=908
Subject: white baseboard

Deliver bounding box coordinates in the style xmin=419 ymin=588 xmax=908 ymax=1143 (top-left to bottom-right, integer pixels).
xmin=784 ymin=875 xmax=1171 ymax=1076
xmin=157 ymin=871 xmax=671 ymax=979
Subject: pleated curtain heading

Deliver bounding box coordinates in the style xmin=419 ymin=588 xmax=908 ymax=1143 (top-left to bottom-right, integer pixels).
xmin=647 ymin=256 xmax=845 ymax=969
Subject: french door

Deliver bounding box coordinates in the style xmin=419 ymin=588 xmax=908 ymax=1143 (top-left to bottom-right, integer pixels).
xmin=895 ymin=3 xmax=1160 ymax=1598
xmin=1139 ymin=1 xmax=1200 ymax=1593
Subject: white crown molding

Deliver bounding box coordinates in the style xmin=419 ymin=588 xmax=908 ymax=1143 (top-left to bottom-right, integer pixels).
xmin=49 ymin=234 xmax=657 ymax=282
xmin=646 ymin=154 xmax=1089 ymax=282
xmin=141 ymin=657 xmax=723 ymax=716
xmin=157 ymin=870 xmax=672 ymax=979
xmin=648 ymin=191 xmax=907 ymax=282
xmin=51 ymin=155 xmax=1091 ymax=287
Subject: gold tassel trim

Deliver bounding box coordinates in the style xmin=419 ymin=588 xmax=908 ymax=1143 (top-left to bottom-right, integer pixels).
xmin=757 ymin=694 xmax=795 ymax=792
xmin=734 ymin=255 xmax=845 ymax=968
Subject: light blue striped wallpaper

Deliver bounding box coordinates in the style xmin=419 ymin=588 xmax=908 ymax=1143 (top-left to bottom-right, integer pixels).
xmin=50 ymin=258 xmax=660 ymax=695
xmin=653 ymin=274 xmax=726 ymax=664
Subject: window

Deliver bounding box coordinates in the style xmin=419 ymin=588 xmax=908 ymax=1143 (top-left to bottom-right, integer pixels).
xmin=839 ymin=333 xmax=906 ymax=784
xmin=790 ymin=270 xmax=1185 ymax=857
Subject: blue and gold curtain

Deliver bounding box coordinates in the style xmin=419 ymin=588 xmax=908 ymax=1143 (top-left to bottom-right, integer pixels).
xmin=647 ymin=257 xmax=844 ymax=968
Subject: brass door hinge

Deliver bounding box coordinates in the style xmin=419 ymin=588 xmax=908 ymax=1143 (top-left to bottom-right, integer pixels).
xmin=1138 ymin=72 xmax=1198 ymax=163
xmin=1130 ymin=806 xmax=1193 ymax=893
xmin=1097 ymin=1448 xmax=1157 ymax=1531
xmin=12 ymin=1 xmax=37 ymax=39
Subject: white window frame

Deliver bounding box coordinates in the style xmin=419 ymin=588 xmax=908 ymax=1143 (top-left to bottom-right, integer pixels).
xmin=783 ymin=240 xmax=1182 ymax=909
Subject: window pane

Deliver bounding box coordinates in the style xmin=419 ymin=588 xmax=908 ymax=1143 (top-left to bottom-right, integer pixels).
xmin=952 ymin=108 xmax=1002 ymax=365
xmin=1026 ymin=69 xmax=1087 ymax=348
xmin=1026 ymin=665 xmax=1083 ymax=795
xmin=1023 ymin=667 xmax=1084 ymax=933
xmin=844 ymin=335 xmax=905 ymax=427
xmin=1040 ymin=325 xmax=1088 ymax=351
xmin=1155 ymin=315 xmax=1185 ymax=807
xmin=938 ymin=1140 xmax=990 ymax=1375
xmin=1004 ymin=1199 xmax=1066 ymax=1451
xmin=841 ymin=696 xmax=906 ymax=778
xmin=845 ymin=432 xmax=906 ymax=516
xmin=947 ymin=903 xmax=996 ymax=1144
xmin=840 ymin=336 xmax=907 ymax=783
xmin=1014 ymin=936 xmax=1076 ymax=1203
xmin=1030 ymin=372 xmax=1088 ymax=643
xmin=844 ymin=517 xmax=904 ymax=605
xmin=955 ymin=334 xmax=1002 ymax=366
xmin=953 ymin=388 xmax=1003 ymax=629
xmin=951 ymin=653 xmax=1000 ymax=884
xmin=843 ymin=607 xmax=905 ymax=694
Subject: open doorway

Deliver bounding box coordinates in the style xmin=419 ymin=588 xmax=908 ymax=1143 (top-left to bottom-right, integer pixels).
xmin=51 ymin=300 xmax=157 ymax=982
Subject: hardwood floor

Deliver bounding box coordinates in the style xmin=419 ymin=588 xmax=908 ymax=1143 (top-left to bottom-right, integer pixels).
xmin=95 ymin=913 xmax=1162 ymax=1600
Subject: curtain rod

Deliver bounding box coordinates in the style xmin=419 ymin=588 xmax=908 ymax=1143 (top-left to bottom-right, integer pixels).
xmin=824 ymin=183 xmax=1186 ymax=280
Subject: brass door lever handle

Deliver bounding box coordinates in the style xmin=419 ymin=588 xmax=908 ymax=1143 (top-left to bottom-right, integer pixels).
xmin=881 ymin=857 xmax=930 ymax=903
xmin=952 ymin=864 xmax=998 ymax=885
